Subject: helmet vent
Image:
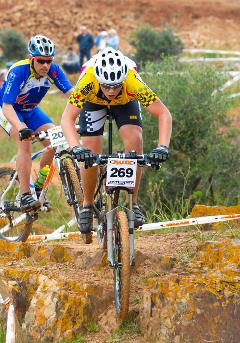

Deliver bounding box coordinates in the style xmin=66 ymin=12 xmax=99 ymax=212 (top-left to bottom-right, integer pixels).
xmin=102 ymin=60 xmax=106 ymax=67
xmin=117 ymin=71 xmax=121 ymax=79
xmin=110 ymin=72 xmax=115 ymax=81
xmin=109 ymin=58 xmax=114 ymax=66
xmin=117 ymin=59 xmax=121 ymax=66
xmin=104 ymin=71 xmax=108 ymax=80
xmin=96 ymin=66 xmax=99 ymax=76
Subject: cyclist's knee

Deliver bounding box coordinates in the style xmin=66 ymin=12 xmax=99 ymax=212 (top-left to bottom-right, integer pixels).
xmin=81 ymin=136 xmax=102 ymax=153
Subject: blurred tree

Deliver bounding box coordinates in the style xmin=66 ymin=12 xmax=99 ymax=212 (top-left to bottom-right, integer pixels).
xmin=0 ymin=28 xmax=26 ymax=61
xmin=131 ymin=25 xmax=183 ymax=65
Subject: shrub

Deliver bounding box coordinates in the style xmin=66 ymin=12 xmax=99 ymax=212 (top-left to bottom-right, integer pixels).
xmin=131 ymin=25 xmax=183 ymax=65
xmin=0 ymin=28 xmax=26 ymax=61
xmin=139 ymin=57 xmax=240 ymax=218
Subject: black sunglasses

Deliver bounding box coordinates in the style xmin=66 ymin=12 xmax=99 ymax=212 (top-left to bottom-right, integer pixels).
xmin=100 ymin=83 xmax=123 ymax=90
xmin=35 ymin=59 xmax=53 ymax=65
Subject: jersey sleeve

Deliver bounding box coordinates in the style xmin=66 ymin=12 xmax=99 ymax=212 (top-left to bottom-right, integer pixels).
xmin=2 ymin=69 xmax=22 ymax=104
xmin=68 ymin=70 xmax=95 ymax=109
xmin=50 ymin=64 xmax=73 ymax=93
xmin=126 ymin=71 xmax=158 ymax=108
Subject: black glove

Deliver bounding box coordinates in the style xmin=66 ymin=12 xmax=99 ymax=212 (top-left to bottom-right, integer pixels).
xmin=19 ymin=128 xmax=34 ymax=141
xmin=72 ymin=146 xmax=95 ymax=168
xmin=148 ymin=145 xmax=169 ymax=169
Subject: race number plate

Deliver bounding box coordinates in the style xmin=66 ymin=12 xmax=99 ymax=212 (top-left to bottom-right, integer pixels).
xmin=47 ymin=126 xmax=67 ymax=147
xmin=106 ymin=158 xmax=137 ymax=188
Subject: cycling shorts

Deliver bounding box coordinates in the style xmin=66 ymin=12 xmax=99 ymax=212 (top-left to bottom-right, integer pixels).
xmin=0 ymin=106 xmax=53 ymax=135
xmin=78 ymin=100 xmax=142 ymax=136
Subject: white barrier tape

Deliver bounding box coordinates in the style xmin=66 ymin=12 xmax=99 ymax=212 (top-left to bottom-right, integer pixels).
xmin=26 ymin=230 xmax=83 ymax=242
xmin=52 ymin=217 xmax=77 ymax=235
xmin=219 ymin=73 xmax=240 ymax=91
xmin=180 ymin=57 xmax=240 ymax=63
xmin=139 ymin=214 xmax=240 ymax=231
xmin=23 ymin=214 xmax=240 ymax=242
xmin=6 ymin=304 xmax=15 ymax=343
xmin=228 ymin=92 xmax=240 ymax=98
xmin=0 ymin=294 xmax=15 ymax=343
xmin=0 ymin=214 xmax=27 ymax=235
xmin=183 ymin=49 xmax=240 ymax=56
xmin=0 ymin=295 xmax=10 ymax=305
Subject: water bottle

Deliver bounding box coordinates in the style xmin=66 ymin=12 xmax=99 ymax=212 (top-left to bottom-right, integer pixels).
xmin=35 ymin=165 xmax=50 ymax=189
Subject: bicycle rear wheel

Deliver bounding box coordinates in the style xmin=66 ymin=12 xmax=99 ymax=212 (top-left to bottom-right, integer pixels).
xmin=0 ymin=167 xmax=33 ymax=242
xmin=113 ymin=210 xmax=130 ymax=320
xmin=62 ymin=158 xmax=92 ymax=244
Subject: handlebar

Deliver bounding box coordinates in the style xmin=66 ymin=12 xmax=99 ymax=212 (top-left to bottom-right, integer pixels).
xmin=74 ymin=151 xmax=160 ymax=168
xmin=94 ymin=152 xmax=149 ymax=167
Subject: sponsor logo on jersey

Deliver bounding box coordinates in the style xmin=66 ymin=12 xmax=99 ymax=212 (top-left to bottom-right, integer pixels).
xmin=80 ymin=82 xmax=94 ymax=96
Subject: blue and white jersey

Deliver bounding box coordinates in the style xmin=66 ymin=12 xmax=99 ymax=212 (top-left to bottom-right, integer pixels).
xmin=0 ymin=59 xmax=72 ymax=112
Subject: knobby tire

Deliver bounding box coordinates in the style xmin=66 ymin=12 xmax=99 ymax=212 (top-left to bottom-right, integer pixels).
xmin=114 ymin=210 xmax=130 ymax=321
xmin=95 ymin=167 xmax=107 ymax=249
xmin=63 ymin=158 xmax=92 ymax=244
xmin=0 ymin=167 xmax=33 ymax=242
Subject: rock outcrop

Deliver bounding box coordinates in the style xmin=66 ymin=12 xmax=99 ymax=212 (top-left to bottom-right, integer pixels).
xmin=140 ymin=240 xmax=240 ymax=343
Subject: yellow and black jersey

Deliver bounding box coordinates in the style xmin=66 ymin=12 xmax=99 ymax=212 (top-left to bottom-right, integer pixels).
xmin=69 ymin=65 xmax=157 ymax=109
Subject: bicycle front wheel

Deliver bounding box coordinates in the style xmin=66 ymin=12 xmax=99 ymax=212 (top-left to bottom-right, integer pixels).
xmin=0 ymin=167 xmax=33 ymax=242
xmin=62 ymin=158 xmax=92 ymax=244
xmin=113 ymin=210 xmax=130 ymax=320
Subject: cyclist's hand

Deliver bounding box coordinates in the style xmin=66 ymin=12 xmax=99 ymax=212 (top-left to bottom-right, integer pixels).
xmin=148 ymin=145 xmax=169 ymax=169
xmin=19 ymin=128 xmax=34 ymax=141
xmin=72 ymin=146 xmax=95 ymax=168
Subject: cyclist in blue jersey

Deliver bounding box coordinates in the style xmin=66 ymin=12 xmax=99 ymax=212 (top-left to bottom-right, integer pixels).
xmin=0 ymin=35 xmax=74 ymax=210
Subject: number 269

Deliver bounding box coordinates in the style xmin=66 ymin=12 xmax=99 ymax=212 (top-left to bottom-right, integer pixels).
xmin=110 ymin=167 xmax=133 ymax=178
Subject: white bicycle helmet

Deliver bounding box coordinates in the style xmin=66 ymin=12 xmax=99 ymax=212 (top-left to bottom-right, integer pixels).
xmin=28 ymin=35 xmax=55 ymax=57
xmin=94 ymin=47 xmax=128 ymax=85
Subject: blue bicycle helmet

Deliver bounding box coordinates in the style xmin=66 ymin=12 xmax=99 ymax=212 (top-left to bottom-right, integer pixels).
xmin=28 ymin=35 xmax=55 ymax=57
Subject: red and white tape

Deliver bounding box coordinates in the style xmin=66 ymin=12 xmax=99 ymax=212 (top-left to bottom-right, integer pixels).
xmin=139 ymin=213 xmax=240 ymax=231
xmin=23 ymin=213 xmax=240 ymax=242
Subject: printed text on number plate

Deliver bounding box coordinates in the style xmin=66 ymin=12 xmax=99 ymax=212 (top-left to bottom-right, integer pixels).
xmin=48 ymin=126 xmax=66 ymax=147
xmin=106 ymin=158 xmax=137 ymax=187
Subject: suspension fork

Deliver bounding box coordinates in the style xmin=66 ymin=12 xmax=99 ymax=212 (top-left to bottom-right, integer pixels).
xmin=125 ymin=193 xmax=135 ymax=266
xmin=106 ymin=193 xmax=115 ymax=266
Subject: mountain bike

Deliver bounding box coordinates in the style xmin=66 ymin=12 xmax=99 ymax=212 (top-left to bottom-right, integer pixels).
xmin=79 ymin=112 xmax=155 ymax=320
xmin=0 ymin=126 xmax=92 ymax=243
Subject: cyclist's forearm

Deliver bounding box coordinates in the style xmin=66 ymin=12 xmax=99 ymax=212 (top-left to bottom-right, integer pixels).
xmin=2 ymin=103 xmax=25 ymax=131
xmin=157 ymin=109 xmax=172 ymax=146
xmin=147 ymin=98 xmax=172 ymax=147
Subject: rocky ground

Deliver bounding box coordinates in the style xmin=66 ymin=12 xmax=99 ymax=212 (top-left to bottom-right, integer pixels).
xmin=0 ymin=205 xmax=240 ymax=342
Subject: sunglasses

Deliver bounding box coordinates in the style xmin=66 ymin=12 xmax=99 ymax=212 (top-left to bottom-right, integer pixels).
xmin=100 ymin=83 xmax=123 ymax=90
xmin=35 ymin=58 xmax=53 ymax=65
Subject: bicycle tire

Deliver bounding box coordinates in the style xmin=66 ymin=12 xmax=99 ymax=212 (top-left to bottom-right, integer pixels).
xmin=0 ymin=167 xmax=33 ymax=242
xmin=95 ymin=167 xmax=107 ymax=249
xmin=113 ymin=210 xmax=130 ymax=321
xmin=62 ymin=158 xmax=92 ymax=244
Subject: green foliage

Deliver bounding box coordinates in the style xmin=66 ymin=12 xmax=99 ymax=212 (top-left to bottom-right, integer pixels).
xmin=0 ymin=326 xmax=5 ymax=343
xmin=139 ymin=57 xmax=240 ymax=217
xmin=84 ymin=321 xmax=100 ymax=333
xmin=108 ymin=316 xmax=141 ymax=342
xmin=0 ymin=28 xmax=26 ymax=61
xmin=131 ymin=25 xmax=183 ymax=65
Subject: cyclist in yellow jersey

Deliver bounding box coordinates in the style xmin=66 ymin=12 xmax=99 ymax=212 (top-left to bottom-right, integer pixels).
xmin=61 ymin=47 xmax=172 ymax=233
